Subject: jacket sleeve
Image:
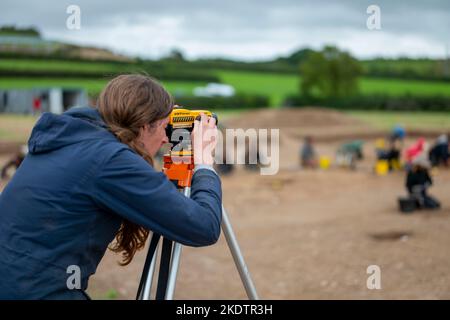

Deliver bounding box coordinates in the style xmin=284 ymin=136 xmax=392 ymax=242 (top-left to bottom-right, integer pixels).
xmin=92 ymin=148 xmax=222 ymax=247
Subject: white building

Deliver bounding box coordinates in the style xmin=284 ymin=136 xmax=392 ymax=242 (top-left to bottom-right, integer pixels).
xmin=0 ymin=88 xmax=88 ymax=114
xmin=193 ymin=83 xmax=235 ymax=97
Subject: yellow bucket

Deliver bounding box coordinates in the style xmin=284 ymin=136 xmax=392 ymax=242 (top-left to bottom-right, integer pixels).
xmin=375 ymin=160 xmax=389 ymax=176
xmin=319 ymin=156 xmax=331 ymax=170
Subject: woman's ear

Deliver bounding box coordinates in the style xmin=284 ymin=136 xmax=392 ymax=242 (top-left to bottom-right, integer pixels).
xmin=138 ymin=124 xmax=150 ymax=139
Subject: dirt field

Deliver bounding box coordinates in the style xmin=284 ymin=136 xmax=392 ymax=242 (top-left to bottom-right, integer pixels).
xmin=85 ymin=154 xmax=450 ymax=299
xmin=1 ymin=108 xmax=449 ymax=299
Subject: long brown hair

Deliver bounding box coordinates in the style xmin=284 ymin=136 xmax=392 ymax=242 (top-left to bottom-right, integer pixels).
xmin=97 ymin=74 xmax=173 ymax=265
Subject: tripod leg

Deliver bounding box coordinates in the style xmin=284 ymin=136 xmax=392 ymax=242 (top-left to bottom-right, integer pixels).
xmin=164 ymin=187 xmax=191 ymax=300
xmin=221 ymin=205 xmax=259 ymax=300
xmin=165 ymin=242 xmax=183 ymax=300
xmin=136 ymin=233 xmax=160 ymax=300
xmin=142 ymin=243 xmax=159 ymax=299
xmin=136 ymin=189 xmax=259 ymax=300
xmin=163 ymin=203 xmax=259 ymax=300
xmin=155 ymin=238 xmax=173 ymax=300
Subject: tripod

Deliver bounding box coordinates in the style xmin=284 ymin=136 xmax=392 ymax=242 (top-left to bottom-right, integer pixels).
xmin=136 ymin=155 xmax=259 ymax=300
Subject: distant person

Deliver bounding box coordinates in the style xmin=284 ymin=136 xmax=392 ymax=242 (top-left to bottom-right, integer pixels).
xmin=215 ymin=125 xmax=235 ymax=176
xmin=406 ymin=155 xmax=440 ymax=210
xmin=376 ymin=136 xmax=401 ymax=171
xmin=336 ymin=140 xmax=364 ymax=170
xmin=244 ymin=148 xmax=260 ymax=171
xmin=391 ymin=125 xmax=406 ymax=145
xmin=375 ymin=138 xmax=387 ymax=159
xmin=388 ymin=126 xmax=405 ymax=169
xmin=215 ymin=162 xmax=235 ymax=176
xmin=244 ymin=135 xmax=267 ymax=172
xmin=429 ymin=134 xmax=449 ymax=167
xmin=1 ymin=145 xmax=28 ymax=180
xmin=405 ymin=137 xmax=427 ymax=170
xmin=214 ymin=149 xmax=235 ymax=176
xmin=300 ymin=136 xmax=318 ymax=168
xmin=32 ymin=96 xmax=42 ymax=115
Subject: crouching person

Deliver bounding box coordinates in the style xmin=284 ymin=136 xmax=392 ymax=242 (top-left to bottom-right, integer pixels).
xmin=406 ymin=156 xmax=440 ymax=210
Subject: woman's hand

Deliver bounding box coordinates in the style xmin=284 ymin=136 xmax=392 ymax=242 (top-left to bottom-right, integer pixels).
xmin=192 ymin=113 xmax=218 ymax=166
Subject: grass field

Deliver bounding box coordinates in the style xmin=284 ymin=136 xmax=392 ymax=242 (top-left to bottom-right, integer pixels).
xmin=359 ymin=78 xmax=450 ymax=97
xmin=347 ymin=111 xmax=450 ymax=130
xmin=216 ymin=70 xmax=450 ymax=105
xmin=215 ymin=70 xmax=299 ymax=106
xmin=1 ymin=110 xmax=449 ymax=144
xmin=0 ymin=78 xmax=109 ymax=96
xmin=0 ymin=108 xmax=245 ymax=143
xmin=1 ymin=69 xmax=450 ymax=107
xmin=0 ymin=78 xmax=207 ymax=98
xmin=0 ymin=59 xmax=126 ymax=72
xmin=0 ymin=114 xmax=37 ymax=142
xmin=361 ymin=59 xmax=439 ymax=75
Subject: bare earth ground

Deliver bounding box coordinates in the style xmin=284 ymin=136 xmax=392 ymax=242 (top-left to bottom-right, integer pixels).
xmin=83 ymin=145 xmax=450 ymax=300
xmin=1 ymin=108 xmax=449 ymax=299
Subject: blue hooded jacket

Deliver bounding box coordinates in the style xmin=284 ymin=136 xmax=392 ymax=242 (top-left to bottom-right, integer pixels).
xmin=0 ymin=107 xmax=222 ymax=299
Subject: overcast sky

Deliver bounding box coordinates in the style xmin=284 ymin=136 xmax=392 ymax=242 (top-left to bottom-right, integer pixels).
xmin=1 ymin=0 xmax=449 ymax=60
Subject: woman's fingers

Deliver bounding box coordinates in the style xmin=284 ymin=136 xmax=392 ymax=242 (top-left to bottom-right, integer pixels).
xmin=208 ymin=115 xmax=217 ymax=127
xmin=193 ymin=117 xmax=199 ymax=132
xmin=191 ymin=112 xmax=217 ymax=166
xmin=200 ymin=113 xmax=207 ymax=125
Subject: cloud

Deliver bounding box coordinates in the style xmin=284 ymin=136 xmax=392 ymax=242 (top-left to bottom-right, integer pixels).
xmin=1 ymin=0 xmax=449 ymax=59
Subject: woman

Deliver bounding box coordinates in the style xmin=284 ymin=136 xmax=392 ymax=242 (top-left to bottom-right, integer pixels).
xmin=0 ymin=75 xmax=222 ymax=299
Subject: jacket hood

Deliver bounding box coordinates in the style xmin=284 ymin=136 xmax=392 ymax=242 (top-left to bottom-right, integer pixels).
xmin=28 ymin=107 xmax=116 ymax=154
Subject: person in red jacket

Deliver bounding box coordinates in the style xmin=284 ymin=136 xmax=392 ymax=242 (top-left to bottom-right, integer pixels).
xmin=32 ymin=96 xmax=42 ymax=115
